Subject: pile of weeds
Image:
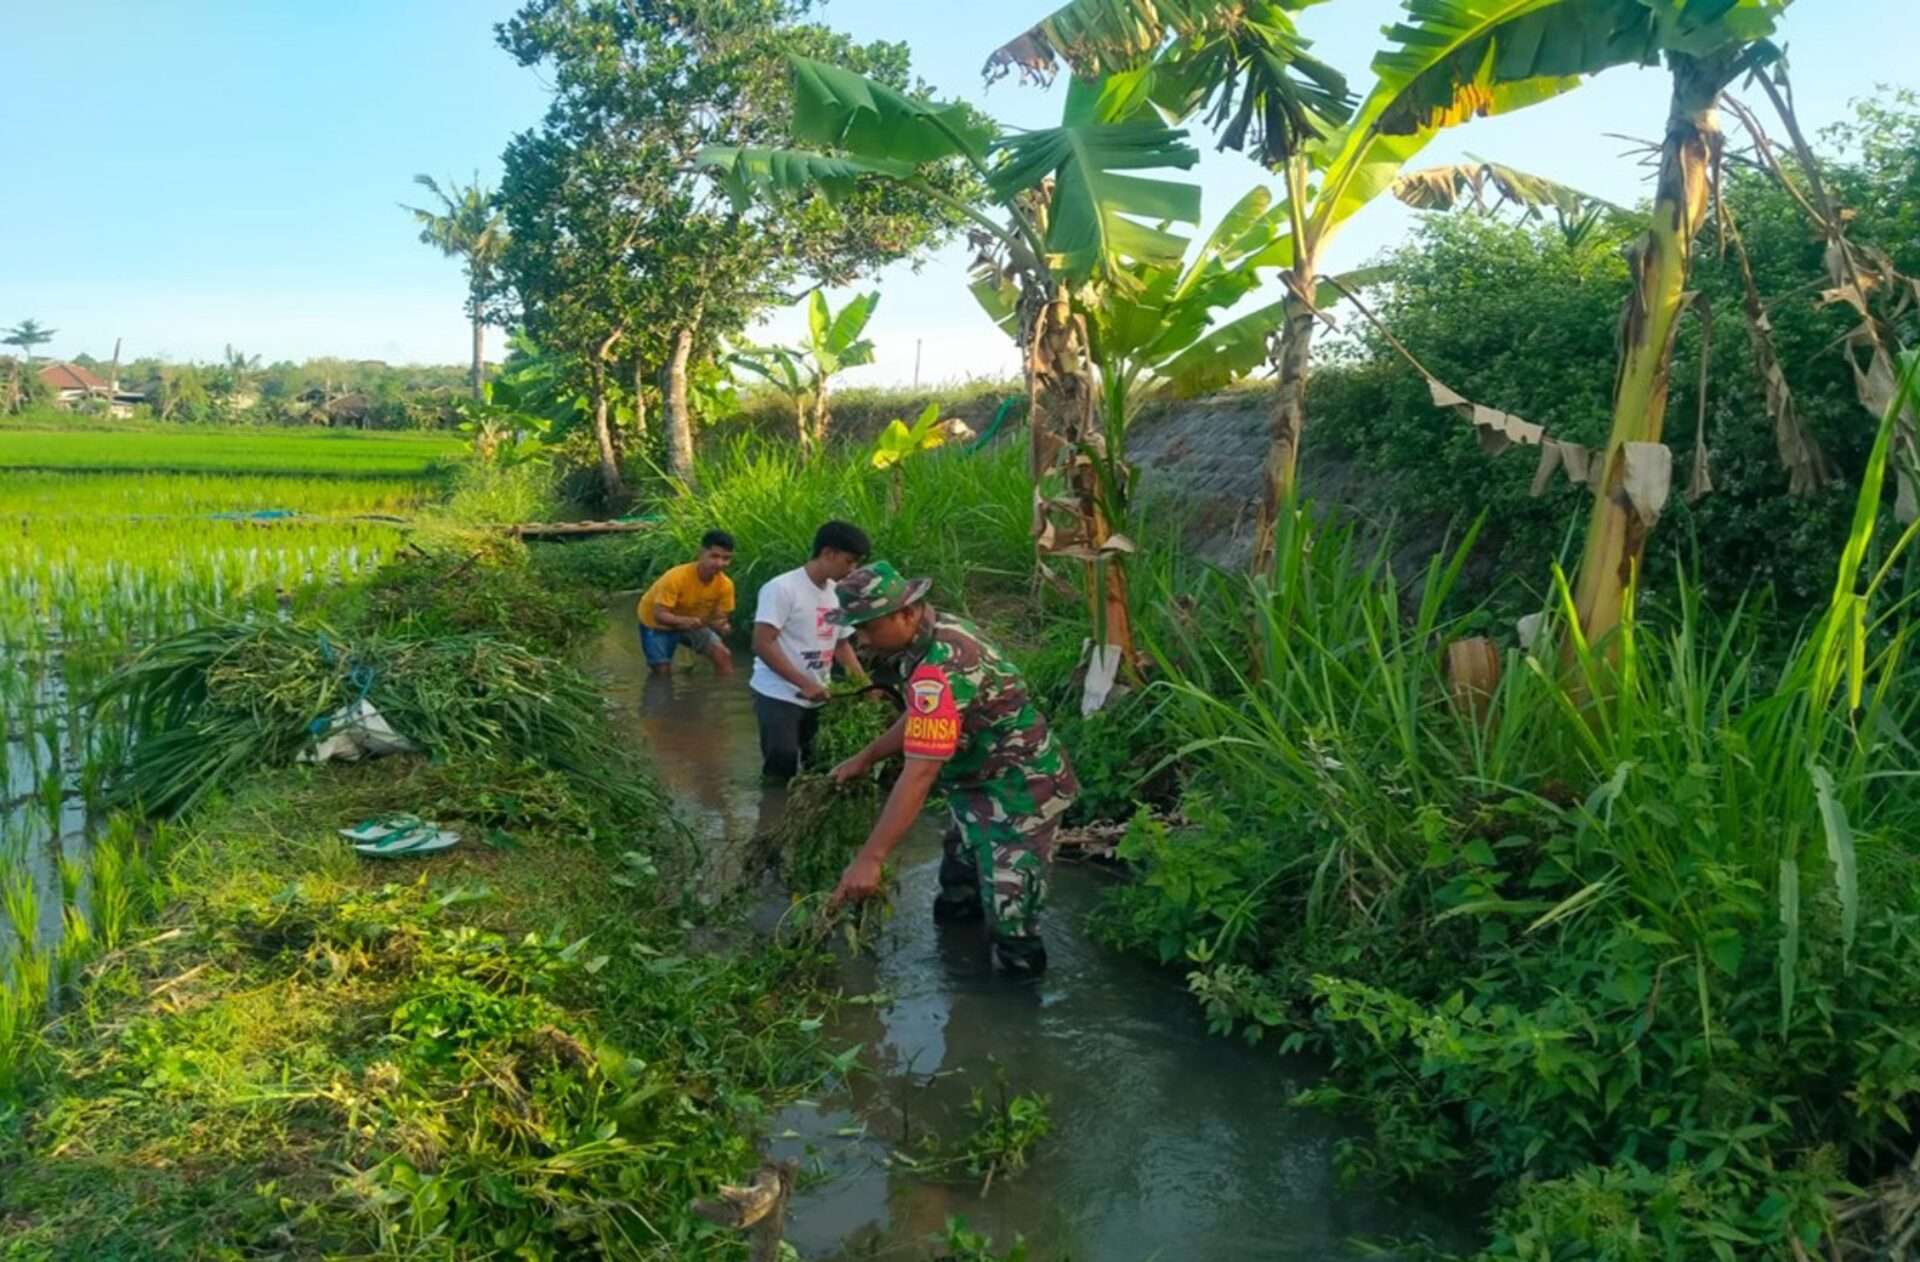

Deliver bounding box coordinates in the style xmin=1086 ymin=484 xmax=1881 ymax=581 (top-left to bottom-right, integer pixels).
xmin=93 ymin=616 xmax=652 ymax=820
xmin=358 ymin=534 xmax=603 ymax=656
xmin=526 ymin=532 xmax=655 ymax=592
xmin=754 ymin=775 xmax=877 ymax=896
xmin=0 ymin=765 xmax=848 ymax=1260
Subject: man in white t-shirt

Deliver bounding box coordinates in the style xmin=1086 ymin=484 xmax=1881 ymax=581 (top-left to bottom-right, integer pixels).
xmin=749 ymin=520 xmax=871 ymax=780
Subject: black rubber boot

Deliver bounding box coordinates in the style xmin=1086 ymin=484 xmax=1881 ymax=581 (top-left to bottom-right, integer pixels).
xmin=933 ymin=894 xmax=986 ymax=925
xmin=992 ymin=934 xmax=1048 ymax=978
xmin=934 ymin=826 xmax=986 ymax=924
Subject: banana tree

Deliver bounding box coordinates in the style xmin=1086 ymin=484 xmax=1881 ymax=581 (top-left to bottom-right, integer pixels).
xmin=871 ymin=400 xmax=952 ymax=511
xmin=1009 ymin=0 xmax=1796 ymax=637
xmin=698 ymin=55 xmax=1205 ymax=662
xmin=1070 ymin=187 xmax=1296 ymax=545
xmin=1354 ymin=0 xmax=1795 ymax=650
xmin=733 ymin=289 xmax=879 ymax=455
xmin=986 ymin=0 xmax=1596 ymax=573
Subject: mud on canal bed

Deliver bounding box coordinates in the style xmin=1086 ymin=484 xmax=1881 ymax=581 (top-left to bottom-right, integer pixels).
xmin=595 ymin=601 xmax=1476 ymax=1260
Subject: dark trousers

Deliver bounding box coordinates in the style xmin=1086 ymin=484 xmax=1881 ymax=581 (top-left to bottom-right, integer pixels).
xmin=753 ymin=691 xmax=820 ymax=781
xmin=935 ymin=825 xmax=1048 ymax=976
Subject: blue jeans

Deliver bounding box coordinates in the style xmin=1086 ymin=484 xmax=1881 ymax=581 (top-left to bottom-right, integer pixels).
xmin=638 ymin=623 xmax=719 ymax=666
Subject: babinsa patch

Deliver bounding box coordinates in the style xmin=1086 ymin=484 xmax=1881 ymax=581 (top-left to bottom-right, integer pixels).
xmin=903 ymin=664 xmax=960 ymax=758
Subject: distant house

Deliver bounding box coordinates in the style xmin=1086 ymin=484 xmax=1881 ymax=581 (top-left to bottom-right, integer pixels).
xmin=39 ymin=361 xmax=109 ymax=402
xmin=295 ymin=386 xmax=372 ymax=428
xmin=37 ymin=362 xmax=146 ymax=417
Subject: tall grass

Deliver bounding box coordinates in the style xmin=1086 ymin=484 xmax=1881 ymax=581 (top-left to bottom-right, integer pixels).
xmin=635 ymin=436 xmax=1034 ymax=616
xmin=1116 ymin=352 xmax=1920 ymax=1245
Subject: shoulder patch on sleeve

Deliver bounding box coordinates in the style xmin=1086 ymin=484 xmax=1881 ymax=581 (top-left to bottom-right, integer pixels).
xmin=902 ymin=664 xmax=960 ymax=760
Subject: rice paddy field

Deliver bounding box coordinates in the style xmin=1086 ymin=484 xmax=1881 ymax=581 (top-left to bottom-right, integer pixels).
xmin=0 ymin=424 xmax=460 ymax=476
xmin=0 ymin=422 xmax=448 ymax=979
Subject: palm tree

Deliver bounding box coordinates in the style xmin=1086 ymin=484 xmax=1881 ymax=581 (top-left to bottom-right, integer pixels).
xmin=2 ymin=319 xmax=56 ymax=366
xmin=403 ymin=173 xmax=508 ymax=399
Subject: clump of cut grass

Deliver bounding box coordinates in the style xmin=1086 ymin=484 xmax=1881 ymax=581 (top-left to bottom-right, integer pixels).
xmin=812 ymin=686 xmax=900 ymax=773
xmin=358 ymin=534 xmax=602 ymax=655
xmin=755 ymin=775 xmax=878 ymax=896
xmin=93 ymin=616 xmax=659 ymax=820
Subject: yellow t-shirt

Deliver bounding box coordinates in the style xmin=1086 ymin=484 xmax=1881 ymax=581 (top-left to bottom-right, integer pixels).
xmin=637 ymin=563 xmax=735 ymax=630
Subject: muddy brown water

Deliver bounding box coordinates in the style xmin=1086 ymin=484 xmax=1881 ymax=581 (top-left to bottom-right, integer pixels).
xmin=594 ymin=600 xmax=1476 ymax=1260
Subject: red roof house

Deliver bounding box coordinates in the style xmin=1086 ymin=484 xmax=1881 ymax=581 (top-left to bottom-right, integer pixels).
xmin=37 ymin=362 xmax=110 ymax=397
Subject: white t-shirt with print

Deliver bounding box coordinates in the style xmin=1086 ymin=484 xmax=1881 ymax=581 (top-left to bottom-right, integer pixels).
xmin=749 ymin=567 xmax=851 ymax=707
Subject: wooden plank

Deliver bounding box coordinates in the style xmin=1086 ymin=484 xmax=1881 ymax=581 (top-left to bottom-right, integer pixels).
xmin=509 ymin=520 xmax=656 ymax=540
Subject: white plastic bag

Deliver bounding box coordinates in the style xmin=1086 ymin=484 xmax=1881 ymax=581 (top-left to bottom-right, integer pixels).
xmin=302 ymin=699 xmax=417 ymax=764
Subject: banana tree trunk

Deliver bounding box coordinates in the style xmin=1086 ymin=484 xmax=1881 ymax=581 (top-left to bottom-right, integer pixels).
xmin=588 ymin=359 xmax=626 ymax=506
xmin=814 ymin=378 xmax=832 ymax=452
xmin=1569 ymin=53 xmax=1726 ymax=648
xmin=1251 ymin=256 xmax=1320 ymax=577
xmin=666 ymin=325 xmax=698 ymax=491
xmin=1024 ymin=282 xmax=1135 ymax=662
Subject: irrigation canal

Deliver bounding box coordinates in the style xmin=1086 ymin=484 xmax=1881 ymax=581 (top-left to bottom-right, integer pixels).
xmin=593 ymin=597 xmax=1476 ymax=1260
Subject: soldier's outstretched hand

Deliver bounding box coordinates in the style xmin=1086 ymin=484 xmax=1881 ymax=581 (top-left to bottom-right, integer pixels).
xmin=826 ymin=854 xmax=883 ymax=912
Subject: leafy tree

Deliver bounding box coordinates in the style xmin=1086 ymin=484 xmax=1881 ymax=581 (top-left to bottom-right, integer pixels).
xmin=153 ymin=364 xmax=211 ymax=422
xmin=495 ymin=0 xmax=966 ymax=502
xmin=403 ymin=173 xmax=509 ymax=400
xmin=732 ymin=289 xmax=878 ymax=453
xmin=2 ymin=319 xmax=55 ymax=366
xmin=495 ymin=129 xmax=647 ymax=503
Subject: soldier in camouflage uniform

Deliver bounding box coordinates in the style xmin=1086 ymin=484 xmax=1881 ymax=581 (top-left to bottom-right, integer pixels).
xmin=823 ymin=562 xmax=1077 ymax=976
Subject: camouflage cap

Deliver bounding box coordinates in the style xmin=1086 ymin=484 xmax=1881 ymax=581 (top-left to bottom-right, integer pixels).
xmin=830 ymin=561 xmax=932 ymax=626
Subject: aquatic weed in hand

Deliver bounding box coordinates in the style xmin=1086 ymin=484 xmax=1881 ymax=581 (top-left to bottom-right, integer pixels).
xmin=754 ymin=774 xmax=877 ymax=896
xmin=754 ymin=774 xmax=894 ymax=953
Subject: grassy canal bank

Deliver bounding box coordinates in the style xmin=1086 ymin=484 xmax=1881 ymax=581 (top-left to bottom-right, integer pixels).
xmin=0 ymin=433 xmax=1062 ymax=1261
xmin=0 ymin=536 xmax=867 ymax=1259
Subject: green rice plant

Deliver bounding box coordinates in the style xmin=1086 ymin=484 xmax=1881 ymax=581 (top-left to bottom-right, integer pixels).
xmin=0 ymin=950 xmax=51 ymax=1099
xmin=2 ymin=867 xmax=40 ymax=960
xmin=55 ymin=904 xmax=94 ymax=993
xmin=57 ymin=853 xmax=83 ymax=911
xmin=88 ymin=827 xmax=136 ymax=952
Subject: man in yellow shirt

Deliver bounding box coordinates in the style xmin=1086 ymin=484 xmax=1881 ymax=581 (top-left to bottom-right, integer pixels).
xmin=636 ymin=530 xmax=736 ymax=676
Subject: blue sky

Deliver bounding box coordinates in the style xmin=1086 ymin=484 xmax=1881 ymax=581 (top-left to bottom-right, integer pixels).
xmin=2 ymin=1 xmax=1911 ymax=385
